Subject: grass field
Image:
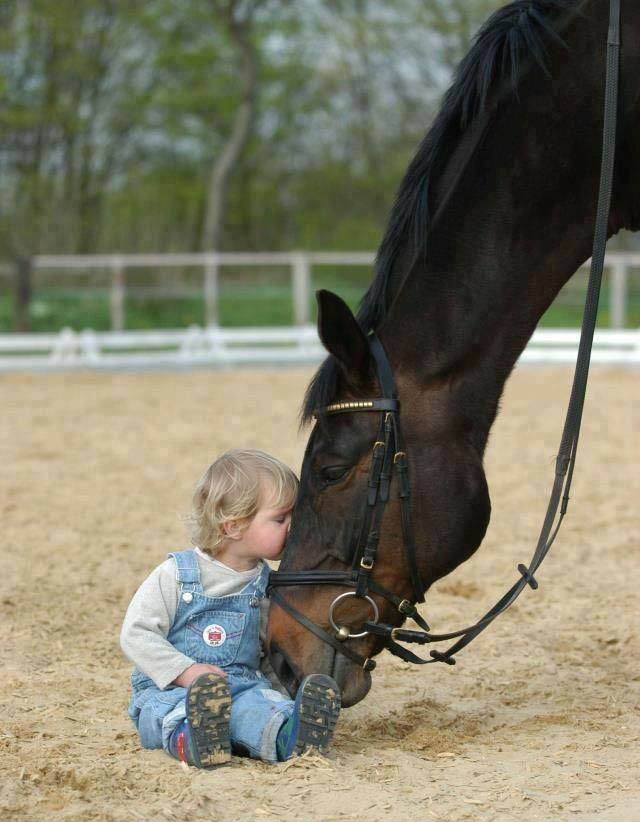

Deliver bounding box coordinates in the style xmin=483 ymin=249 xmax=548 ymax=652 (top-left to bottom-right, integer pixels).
xmin=2 ymin=269 xmax=639 ymax=332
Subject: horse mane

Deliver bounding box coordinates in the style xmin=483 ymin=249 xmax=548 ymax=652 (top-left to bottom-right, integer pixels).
xmin=302 ymin=0 xmax=574 ymax=425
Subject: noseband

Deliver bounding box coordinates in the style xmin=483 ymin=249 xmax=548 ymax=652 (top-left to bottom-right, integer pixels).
xmin=269 ymin=0 xmax=621 ymax=674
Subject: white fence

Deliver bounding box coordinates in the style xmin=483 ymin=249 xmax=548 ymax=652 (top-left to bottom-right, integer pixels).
xmin=18 ymin=250 xmax=640 ymax=329
xmin=2 ymin=250 xmax=638 ymax=370
xmin=0 ymin=326 xmax=638 ymax=372
xmin=28 ymin=252 xmax=375 ymax=329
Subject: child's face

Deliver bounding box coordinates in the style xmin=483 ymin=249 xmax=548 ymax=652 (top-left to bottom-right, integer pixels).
xmin=237 ymin=500 xmax=292 ymax=562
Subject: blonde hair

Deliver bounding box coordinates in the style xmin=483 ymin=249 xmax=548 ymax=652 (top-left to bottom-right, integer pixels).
xmin=188 ymin=449 xmax=298 ymax=556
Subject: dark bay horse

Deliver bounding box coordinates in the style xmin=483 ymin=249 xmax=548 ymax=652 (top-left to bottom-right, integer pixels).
xmin=267 ymin=0 xmax=640 ymax=707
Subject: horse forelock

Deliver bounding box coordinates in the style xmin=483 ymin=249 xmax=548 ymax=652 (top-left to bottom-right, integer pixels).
xmin=301 ymin=355 xmax=341 ymax=427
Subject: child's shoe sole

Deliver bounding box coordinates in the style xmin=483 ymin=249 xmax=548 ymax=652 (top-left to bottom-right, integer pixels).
xmin=290 ymin=674 xmax=341 ymax=756
xmin=185 ymin=673 xmax=231 ymax=767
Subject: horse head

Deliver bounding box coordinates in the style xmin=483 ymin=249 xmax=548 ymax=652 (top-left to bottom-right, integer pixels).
xmin=268 ymin=291 xmax=491 ymax=706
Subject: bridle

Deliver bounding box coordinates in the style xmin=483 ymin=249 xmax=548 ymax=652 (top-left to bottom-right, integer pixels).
xmin=268 ymin=0 xmax=621 ymax=673
xmin=269 ymin=334 xmax=430 ymax=672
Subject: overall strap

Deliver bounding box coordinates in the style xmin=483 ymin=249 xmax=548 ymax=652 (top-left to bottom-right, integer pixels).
xmin=168 ymin=550 xmax=204 ymax=593
xmin=241 ymin=561 xmax=270 ymax=597
xmin=256 ymin=561 xmax=271 ymax=596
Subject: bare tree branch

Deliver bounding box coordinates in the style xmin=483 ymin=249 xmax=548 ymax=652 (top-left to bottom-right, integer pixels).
xmin=200 ymin=0 xmax=259 ymax=251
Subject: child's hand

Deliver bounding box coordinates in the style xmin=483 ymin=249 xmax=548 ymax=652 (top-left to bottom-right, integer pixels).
xmin=171 ymin=663 xmax=227 ymax=688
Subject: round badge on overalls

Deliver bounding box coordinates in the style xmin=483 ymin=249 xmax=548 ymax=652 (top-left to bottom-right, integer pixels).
xmin=202 ymin=624 xmax=226 ymax=647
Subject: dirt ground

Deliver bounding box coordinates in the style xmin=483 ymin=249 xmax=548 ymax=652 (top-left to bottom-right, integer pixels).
xmin=1 ymin=364 xmax=639 ymax=822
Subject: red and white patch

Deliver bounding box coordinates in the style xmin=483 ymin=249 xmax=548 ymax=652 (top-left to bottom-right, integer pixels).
xmin=202 ymin=623 xmax=226 ymax=647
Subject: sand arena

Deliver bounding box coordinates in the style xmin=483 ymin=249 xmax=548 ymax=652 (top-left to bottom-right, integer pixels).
xmin=1 ymin=365 xmax=639 ymax=821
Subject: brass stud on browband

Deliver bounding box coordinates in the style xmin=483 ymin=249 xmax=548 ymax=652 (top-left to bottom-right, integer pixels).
xmin=319 ymin=400 xmax=376 ymax=415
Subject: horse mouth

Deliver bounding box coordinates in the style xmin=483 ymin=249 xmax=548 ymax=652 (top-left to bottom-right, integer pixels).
xmin=269 ymin=643 xmax=300 ymax=697
xmin=269 ymin=640 xmax=372 ymax=707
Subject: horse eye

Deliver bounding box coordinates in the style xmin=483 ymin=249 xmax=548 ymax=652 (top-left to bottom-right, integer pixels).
xmin=321 ymin=465 xmax=350 ymax=483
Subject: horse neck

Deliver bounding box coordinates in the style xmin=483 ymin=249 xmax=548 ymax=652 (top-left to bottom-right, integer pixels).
xmin=378 ymin=6 xmax=628 ymax=455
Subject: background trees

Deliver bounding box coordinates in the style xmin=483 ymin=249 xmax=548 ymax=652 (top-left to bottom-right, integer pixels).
xmin=0 ymin=0 xmax=507 ymax=256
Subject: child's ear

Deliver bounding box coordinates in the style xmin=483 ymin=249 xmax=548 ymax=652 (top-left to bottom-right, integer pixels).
xmin=222 ymin=520 xmax=243 ymax=540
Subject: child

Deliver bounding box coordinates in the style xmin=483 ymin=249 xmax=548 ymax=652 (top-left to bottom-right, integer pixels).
xmin=120 ymin=449 xmax=341 ymax=767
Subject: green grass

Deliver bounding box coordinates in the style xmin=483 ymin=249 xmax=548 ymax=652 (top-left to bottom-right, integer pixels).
xmin=1 ymin=281 xmax=638 ymax=333
xmin=539 ymin=299 xmax=640 ymax=328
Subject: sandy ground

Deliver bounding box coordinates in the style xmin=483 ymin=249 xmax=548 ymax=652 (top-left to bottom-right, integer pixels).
xmin=1 ymin=364 xmax=639 ymax=822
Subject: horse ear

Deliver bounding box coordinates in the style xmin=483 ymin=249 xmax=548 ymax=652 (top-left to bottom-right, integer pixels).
xmin=316 ymin=289 xmax=373 ymax=383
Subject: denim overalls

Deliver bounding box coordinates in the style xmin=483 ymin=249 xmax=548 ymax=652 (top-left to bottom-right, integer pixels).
xmin=128 ymin=550 xmax=293 ymax=762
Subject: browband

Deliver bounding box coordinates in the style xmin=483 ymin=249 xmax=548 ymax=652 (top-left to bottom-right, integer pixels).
xmin=315 ymin=398 xmax=399 ymax=416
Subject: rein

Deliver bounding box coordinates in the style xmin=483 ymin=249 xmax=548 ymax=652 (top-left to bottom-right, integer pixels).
xmin=268 ymin=0 xmax=621 ymax=673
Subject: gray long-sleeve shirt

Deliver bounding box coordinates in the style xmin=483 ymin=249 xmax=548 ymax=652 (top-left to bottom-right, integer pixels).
xmin=120 ymin=549 xmax=272 ymax=690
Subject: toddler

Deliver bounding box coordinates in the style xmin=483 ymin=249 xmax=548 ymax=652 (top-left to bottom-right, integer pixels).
xmin=120 ymin=449 xmax=340 ymax=767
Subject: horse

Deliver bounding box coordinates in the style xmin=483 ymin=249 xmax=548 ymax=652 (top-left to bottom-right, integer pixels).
xmin=267 ymin=0 xmax=640 ymax=708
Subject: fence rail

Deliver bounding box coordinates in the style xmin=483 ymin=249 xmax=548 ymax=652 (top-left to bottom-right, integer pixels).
xmin=0 ymin=326 xmax=638 ymax=372
xmin=4 ymin=251 xmax=639 ymax=331
xmin=28 ymin=252 xmax=376 ymax=329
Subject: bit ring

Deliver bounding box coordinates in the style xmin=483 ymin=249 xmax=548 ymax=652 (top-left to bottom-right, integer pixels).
xmin=328 ymin=592 xmax=380 ymax=639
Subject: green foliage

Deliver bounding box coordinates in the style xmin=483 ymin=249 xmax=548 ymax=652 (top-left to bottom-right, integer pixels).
xmin=1 ymin=0 xmax=636 ymax=333
xmin=3 ymin=0 xmax=499 ymax=260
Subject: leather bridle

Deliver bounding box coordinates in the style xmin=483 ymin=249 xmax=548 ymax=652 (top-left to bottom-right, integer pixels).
xmin=268 ymin=0 xmax=621 ymax=673
xmin=269 ymin=334 xmax=429 ymax=672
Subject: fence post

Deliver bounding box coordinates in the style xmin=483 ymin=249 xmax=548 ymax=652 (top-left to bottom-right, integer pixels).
xmin=291 ymin=252 xmax=310 ymax=326
xmin=14 ymin=256 xmax=33 ymax=332
xmin=204 ymin=252 xmax=219 ymax=327
xmin=609 ymin=259 xmax=626 ymax=329
xmin=110 ymin=256 xmax=125 ymax=331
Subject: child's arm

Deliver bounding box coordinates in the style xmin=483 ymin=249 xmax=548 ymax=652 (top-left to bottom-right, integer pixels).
xmin=171 ymin=663 xmax=227 ymax=688
xmin=120 ymin=560 xmax=201 ymax=690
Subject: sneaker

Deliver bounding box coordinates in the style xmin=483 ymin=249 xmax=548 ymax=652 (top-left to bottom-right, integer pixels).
xmin=276 ymin=674 xmax=341 ymax=760
xmin=168 ymin=673 xmax=231 ymax=768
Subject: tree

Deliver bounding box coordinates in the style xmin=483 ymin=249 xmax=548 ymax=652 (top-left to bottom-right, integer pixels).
xmin=0 ymin=0 xmax=158 ymax=255
xmin=0 ymin=0 xmax=508 ymax=259
xmin=200 ymin=0 xmax=260 ymax=252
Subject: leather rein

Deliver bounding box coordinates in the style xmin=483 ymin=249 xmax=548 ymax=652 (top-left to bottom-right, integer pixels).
xmin=268 ymin=0 xmax=621 ymax=673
